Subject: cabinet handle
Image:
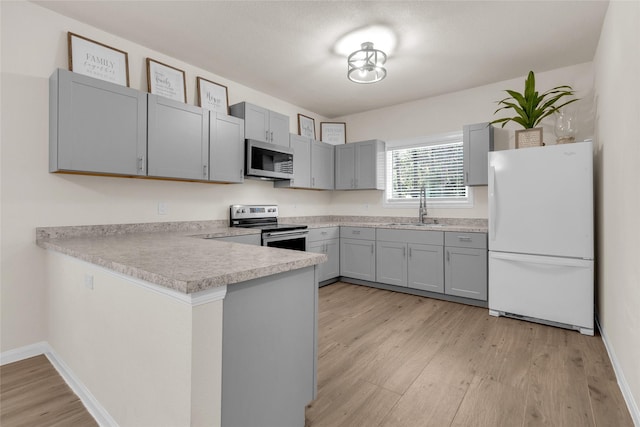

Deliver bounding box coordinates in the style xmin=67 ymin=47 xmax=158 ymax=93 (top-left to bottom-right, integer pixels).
xmin=240 ymin=169 xmax=243 ymax=178
xmin=321 ymin=231 xmax=327 ymax=235
xmin=371 ymin=244 xmax=374 ymax=254
xmin=446 ymin=250 xmax=450 ymax=263
xmin=324 ymin=243 xmax=328 ymax=253
xmin=312 ymin=177 xmax=315 ymax=187
xmin=403 ymin=247 xmax=406 ymax=258
xmin=458 ymin=236 xmax=473 ymax=242
xmin=137 ymin=156 xmax=145 ymax=172
xmin=203 ymin=164 xmax=208 ymax=178
xmin=270 ymin=131 xmax=274 ymax=142
xmin=352 ymin=230 xmax=360 ymax=235
xmin=409 ymin=247 xmax=412 ymax=258
xmin=266 ymin=130 xmax=269 ymax=141
xmin=466 ymin=171 xmax=469 ymax=182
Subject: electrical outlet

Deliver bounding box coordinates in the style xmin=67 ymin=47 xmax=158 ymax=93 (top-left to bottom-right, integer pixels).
xmin=158 ymin=202 xmax=168 ymax=215
xmin=84 ymin=273 xmax=94 ymax=290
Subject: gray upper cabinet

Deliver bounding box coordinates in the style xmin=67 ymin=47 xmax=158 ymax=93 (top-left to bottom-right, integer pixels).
xmin=229 ymin=102 xmax=290 ymax=147
xmin=50 ymin=69 xmax=146 ymax=176
xmin=463 ymin=122 xmax=494 ymax=186
xmin=311 ymin=141 xmax=335 ymax=190
xmin=275 ymin=135 xmax=334 ymax=190
xmin=444 ymin=232 xmax=488 ymax=301
xmin=209 ymin=113 xmax=245 ymax=183
xmin=147 ymin=94 xmax=209 ymax=180
xmin=335 ymin=139 xmax=385 ymax=190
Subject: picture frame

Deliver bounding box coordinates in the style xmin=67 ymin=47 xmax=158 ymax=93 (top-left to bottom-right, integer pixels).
xmin=515 ymin=128 xmax=544 ymax=149
xmin=197 ymin=77 xmax=229 ymax=114
xmin=320 ymin=122 xmax=347 ymax=145
xmin=298 ymin=114 xmax=316 ymax=139
xmin=146 ymin=58 xmax=187 ymax=103
xmin=67 ymin=32 xmax=129 ymax=86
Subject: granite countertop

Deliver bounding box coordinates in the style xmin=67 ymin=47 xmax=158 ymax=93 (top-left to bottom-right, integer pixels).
xmin=36 ymin=216 xmax=487 ymax=294
xmin=37 ymin=224 xmax=326 ymax=294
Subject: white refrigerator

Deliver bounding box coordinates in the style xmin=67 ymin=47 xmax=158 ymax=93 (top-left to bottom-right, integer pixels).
xmin=488 ymin=141 xmax=594 ymax=335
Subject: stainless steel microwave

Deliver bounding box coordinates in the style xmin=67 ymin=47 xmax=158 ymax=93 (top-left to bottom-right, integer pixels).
xmin=245 ymin=139 xmax=294 ymax=180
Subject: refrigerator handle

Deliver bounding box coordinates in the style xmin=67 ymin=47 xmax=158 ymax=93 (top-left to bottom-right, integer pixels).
xmin=489 ymin=165 xmax=496 ymax=241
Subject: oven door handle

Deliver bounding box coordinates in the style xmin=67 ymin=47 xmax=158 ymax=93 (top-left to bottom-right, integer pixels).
xmin=262 ymin=230 xmax=309 ymax=240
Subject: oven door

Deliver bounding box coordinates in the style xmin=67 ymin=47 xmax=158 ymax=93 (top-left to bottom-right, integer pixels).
xmin=262 ymin=230 xmax=308 ymax=251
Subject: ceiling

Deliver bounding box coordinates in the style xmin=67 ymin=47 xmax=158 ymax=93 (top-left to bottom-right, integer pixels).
xmin=35 ymin=1 xmax=609 ymax=118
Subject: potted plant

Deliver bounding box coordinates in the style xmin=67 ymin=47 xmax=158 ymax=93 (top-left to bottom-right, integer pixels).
xmin=490 ymin=70 xmax=578 ymax=147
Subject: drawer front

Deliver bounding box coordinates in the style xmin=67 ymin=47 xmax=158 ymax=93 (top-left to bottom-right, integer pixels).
xmin=307 ymin=227 xmax=340 ymax=242
xmin=445 ymin=232 xmax=487 ymax=249
xmin=340 ymin=226 xmax=376 ymax=240
xmin=376 ymin=228 xmax=443 ymax=245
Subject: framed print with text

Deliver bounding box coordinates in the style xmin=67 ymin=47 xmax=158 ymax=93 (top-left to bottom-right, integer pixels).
xmin=197 ymin=77 xmax=229 ymax=114
xmin=320 ymin=122 xmax=347 ymax=145
xmin=68 ymin=32 xmax=129 ymax=86
xmin=146 ymin=58 xmax=187 ymax=103
xmin=298 ymin=114 xmax=316 ymax=139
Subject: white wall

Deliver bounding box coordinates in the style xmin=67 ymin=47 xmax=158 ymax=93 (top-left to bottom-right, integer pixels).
xmin=331 ymin=63 xmax=595 ymax=218
xmin=0 ymin=0 xmax=331 ymax=352
xmin=593 ymin=0 xmax=640 ymax=422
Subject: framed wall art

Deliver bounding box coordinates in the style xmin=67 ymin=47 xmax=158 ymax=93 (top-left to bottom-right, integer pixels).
xmin=320 ymin=122 xmax=347 ymax=145
xmin=197 ymin=77 xmax=229 ymax=114
xmin=146 ymin=58 xmax=187 ymax=103
xmin=68 ymin=32 xmax=129 ymax=86
xmin=298 ymin=114 xmax=316 ymax=139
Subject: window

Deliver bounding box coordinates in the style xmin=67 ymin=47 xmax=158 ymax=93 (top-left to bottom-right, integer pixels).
xmin=385 ymin=132 xmax=472 ymax=208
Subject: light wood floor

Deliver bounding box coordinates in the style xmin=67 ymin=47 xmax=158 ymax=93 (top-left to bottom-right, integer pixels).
xmin=306 ymin=282 xmax=634 ymax=427
xmin=1 ymin=355 xmax=97 ymax=427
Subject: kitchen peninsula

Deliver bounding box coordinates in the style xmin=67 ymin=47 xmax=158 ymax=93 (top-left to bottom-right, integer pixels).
xmin=36 ymin=221 xmax=326 ymax=427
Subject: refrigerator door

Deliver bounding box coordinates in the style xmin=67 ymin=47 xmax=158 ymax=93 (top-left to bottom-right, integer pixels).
xmin=489 ymin=251 xmax=594 ymax=332
xmin=488 ymin=142 xmax=593 ymax=259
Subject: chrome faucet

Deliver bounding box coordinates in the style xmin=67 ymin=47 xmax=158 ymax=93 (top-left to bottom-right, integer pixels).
xmin=418 ymin=186 xmax=427 ymax=223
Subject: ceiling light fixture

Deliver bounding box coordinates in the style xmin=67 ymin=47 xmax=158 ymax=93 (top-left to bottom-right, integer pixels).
xmin=347 ymin=42 xmax=387 ymax=84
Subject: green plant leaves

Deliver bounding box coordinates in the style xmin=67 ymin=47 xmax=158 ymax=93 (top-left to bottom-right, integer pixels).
xmin=489 ymin=70 xmax=578 ymax=129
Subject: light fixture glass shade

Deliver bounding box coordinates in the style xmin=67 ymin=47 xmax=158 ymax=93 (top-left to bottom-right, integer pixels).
xmin=347 ymin=42 xmax=387 ymax=84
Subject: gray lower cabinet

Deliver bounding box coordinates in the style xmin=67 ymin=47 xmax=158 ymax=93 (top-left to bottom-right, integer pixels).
xmin=376 ymin=229 xmax=444 ymax=291
xmin=444 ymin=232 xmax=488 ymax=300
xmin=229 ymin=101 xmax=290 ymax=146
xmin=340 ymin=227 xmax=376 ymax=281
xmin=307 ymin=227 xmax=340 ymax=282
xmin=49 ymin=69 xmax=146 ymax=176
xmin=335 ymin=139 xmax=385 ymax=190
xmin=209 ymin=113 xmax=245 ymax=183
xmin=147 ymin=94 xmax=209 ymax=180
xmin=222 ymin=267 xmax=316 ymax=427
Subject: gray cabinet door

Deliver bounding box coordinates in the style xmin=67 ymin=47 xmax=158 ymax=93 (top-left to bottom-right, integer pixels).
xmin=290 ymin=134 xmax=311 ymax=187
xmin=376 ymin=241 xmax=407 ymax=287
xmin=209 ymin=113 xmax=244 ymax=183
xmin=355 ymin=140 xmax=377 ymax=189
xmin=51 ymin=69 xmax=146 ymax=175
xmin=324 ymin=239 xmax=340 ymax=281
xmin=408 ymin=243 xmax=444 ymax=293
xmin=269 ymin=111 xmax=291 ymax=147
xmin=242 ymin=103 xmax=270 ymax=142
xmin=147 ymin=94 xmax=209 ymax=180
xmin=445 ymin=246 xmax=488 ymax=300
xmin=335 ymin=144 xmax=356 ymax=189
xmin=340 ymin=238 xmax=375 ymax=281
xmin=463 ymin=122 xmax=493 ymax=186
xmin=311 ymin=141 xmax=335 ymax=190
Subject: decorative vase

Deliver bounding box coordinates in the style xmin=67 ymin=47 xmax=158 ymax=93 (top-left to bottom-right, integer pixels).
xmin=554 ymin=109 xmax=578 ymax=144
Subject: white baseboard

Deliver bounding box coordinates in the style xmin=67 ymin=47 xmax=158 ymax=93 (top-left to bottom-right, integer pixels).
xmin=1 ymin=342 xmax=118 ymax=427
xmin=596 ymin=316 xmax=640 ymax=426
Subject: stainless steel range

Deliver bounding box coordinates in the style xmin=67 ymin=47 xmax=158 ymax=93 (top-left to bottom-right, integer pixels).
xmin=229 ymin=204 xmax=308 ymax=251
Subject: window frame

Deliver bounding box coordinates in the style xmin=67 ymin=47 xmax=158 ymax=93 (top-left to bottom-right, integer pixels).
xmin=383 ymin=131 xmax=474 ymax=209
